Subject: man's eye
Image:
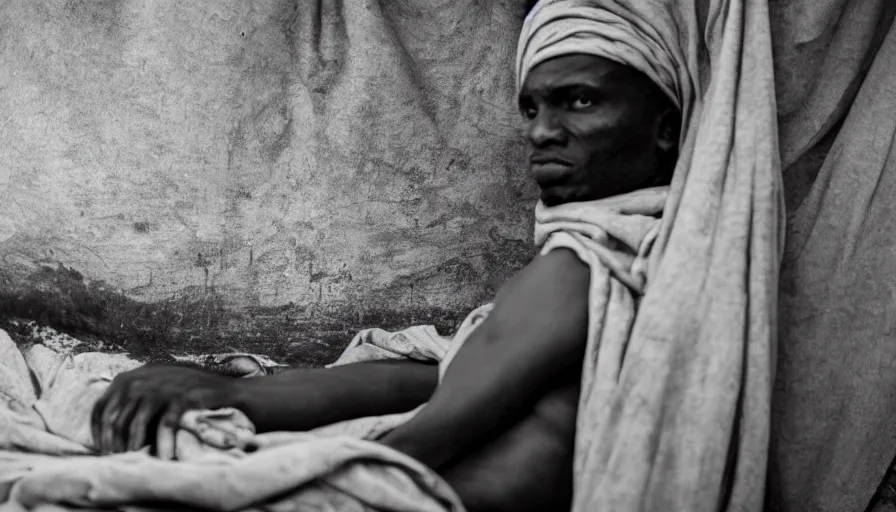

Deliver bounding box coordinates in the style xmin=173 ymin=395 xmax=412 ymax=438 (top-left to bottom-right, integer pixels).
xmin=571 ymin=96 xmax=594 ymax=109
xmin=521 ymin=106 xmax=538 ymax=119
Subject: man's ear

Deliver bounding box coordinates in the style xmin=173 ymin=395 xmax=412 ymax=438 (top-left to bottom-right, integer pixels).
xmin=656 ymin=108 xmax=680 ymax=153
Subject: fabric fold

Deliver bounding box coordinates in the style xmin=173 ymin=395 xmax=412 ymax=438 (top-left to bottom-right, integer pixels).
xmin=770 ymin=17 xmax=896 ymax=512
xmin=0 ymin=330 xmax=465 ymax=512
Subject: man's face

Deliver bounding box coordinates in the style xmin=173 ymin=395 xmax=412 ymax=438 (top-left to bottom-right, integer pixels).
xmin=519 ymin=54 xmax=676 ymax=206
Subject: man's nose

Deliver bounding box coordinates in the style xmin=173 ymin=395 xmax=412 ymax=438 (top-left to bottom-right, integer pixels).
xmin=528 ymin=110 xmax=567 ymax=147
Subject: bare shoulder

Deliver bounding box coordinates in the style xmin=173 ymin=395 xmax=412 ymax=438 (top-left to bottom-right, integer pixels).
xmin=483 ymin=248 xmax=591 ymax=344
xmin=496 ymin=247 xmax=589 ymax=298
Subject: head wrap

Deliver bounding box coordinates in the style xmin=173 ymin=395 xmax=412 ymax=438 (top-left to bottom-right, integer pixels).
xmin=516 ymin=0 xmax=683 ymax=109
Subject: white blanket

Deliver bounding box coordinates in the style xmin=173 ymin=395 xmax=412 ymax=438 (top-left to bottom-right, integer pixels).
xmin=0 ymin=329 xmax=464 ymax=512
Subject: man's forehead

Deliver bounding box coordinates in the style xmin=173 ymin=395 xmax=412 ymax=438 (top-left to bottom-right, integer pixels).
xmin=520 ymin=54 xmax=626 ymax=96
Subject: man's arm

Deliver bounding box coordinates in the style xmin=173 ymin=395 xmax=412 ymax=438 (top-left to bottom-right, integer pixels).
xmin=378 ymin=248 xmax=590 ymax=470
xmin=93 ymin=359 xmax=439 ymax=453
xmin=233 ymin=360 xmax=439 ymax=433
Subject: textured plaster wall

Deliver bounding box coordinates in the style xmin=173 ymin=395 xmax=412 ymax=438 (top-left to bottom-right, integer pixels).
xmin=0 ymin=0 xmax=538 ymax=363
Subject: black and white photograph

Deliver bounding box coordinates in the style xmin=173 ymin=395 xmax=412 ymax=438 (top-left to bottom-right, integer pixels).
xmin=1 ymin=1 xmax=894 ymax=511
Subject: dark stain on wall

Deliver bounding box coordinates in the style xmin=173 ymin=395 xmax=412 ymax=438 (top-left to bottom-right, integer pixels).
xmin=63 ymin=0 xmax=123 ymax=37
xmin=0 ymin=264 xmax=469 ymax=367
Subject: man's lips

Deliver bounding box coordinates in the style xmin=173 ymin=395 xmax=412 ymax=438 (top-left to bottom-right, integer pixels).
xmin=530 ymin=159 xmax=573 ymax=185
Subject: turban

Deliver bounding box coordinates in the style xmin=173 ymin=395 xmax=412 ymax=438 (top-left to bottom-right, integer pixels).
xmin=516 ymin=0 xmax=683 ymax=109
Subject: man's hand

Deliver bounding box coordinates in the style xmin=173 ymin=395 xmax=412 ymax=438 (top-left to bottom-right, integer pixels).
xmin=90 ymin=360 xmax=439 ymax=457
xmin=90 ymin=364 xmax=242 ymax=457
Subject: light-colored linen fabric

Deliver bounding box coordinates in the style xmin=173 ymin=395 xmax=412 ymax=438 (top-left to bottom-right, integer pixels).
xmin=769 ymin=7 xmax=896 ymax=510
xmin=519 ymin=1 xmax=783 ymax=511
xmin=0 ymin=330 xmax=465 ymax=512
xmin=771 ymin=0 xmax=896 ymax=171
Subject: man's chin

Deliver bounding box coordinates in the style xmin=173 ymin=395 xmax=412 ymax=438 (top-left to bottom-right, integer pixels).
xmin=540 ymin=188 xmax=591 ymax=207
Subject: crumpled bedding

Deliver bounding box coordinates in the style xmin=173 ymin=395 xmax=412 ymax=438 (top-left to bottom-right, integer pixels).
xmin=0 ymin=187 xmax=670 ymax=511
xmin=0 ymin=328 xmax=464 ymax=512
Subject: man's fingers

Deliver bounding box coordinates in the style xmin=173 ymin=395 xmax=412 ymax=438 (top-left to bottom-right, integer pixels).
xmin=127 ymin=398 xmax=157 ymax=452
xmin=99 ymin=389 xmax=126 ymax=454
xmin=90 ymin=392 xmax=111 ymax=452
xmin=155 ymin=401 xmax=188 ymax=461
xmin=110 ymin=394 xmax=142 ymax=454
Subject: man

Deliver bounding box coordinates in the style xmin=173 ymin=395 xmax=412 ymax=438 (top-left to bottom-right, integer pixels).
xmin=92 ymin=52 xmax=679 ymax=512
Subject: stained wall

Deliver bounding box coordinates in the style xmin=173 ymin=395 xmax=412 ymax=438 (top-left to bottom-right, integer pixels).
xmin=0 ymin=0 xmax=537 ymax=363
